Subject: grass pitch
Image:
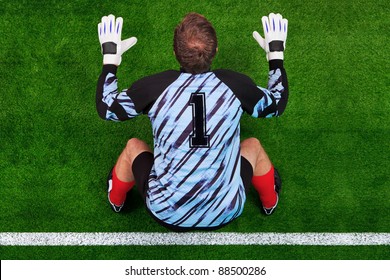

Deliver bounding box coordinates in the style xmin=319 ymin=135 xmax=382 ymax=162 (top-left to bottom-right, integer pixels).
xmin=0 ymin=0 xmax=389 ymax=259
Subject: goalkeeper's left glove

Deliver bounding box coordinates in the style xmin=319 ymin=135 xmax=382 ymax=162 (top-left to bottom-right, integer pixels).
xmin=98 ymin=14 xmax=137 ymax=65
xmin=253 ymin=13 xmax=288 ymax=61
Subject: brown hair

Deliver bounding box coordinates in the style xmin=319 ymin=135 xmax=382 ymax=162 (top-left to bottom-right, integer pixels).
xmin=173 ymin=13 xmax=218 ymax=74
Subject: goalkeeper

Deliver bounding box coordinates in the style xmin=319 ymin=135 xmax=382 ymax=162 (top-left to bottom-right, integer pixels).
xmin=96 ymin=13 xmax=289 ymax=230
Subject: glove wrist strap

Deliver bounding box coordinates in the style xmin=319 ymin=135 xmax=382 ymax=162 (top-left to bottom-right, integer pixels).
xmin=103 ymin=55 xmax=121 ymax=66
xmin=102 ymin=42 xmax=118 ymax=55
xmin=268 ymin=52 xmax=284 ymax=61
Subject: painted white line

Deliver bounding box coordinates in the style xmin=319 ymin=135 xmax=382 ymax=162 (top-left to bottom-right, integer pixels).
xmin=0 ymin=232 xmax=389 ymax=246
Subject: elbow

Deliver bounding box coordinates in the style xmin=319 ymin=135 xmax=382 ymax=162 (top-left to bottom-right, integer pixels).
xmin=276 ymin=109 xmax=286 ymax=117
xmin=276 ymin=103 xmax=287 ymax=117
xmin=276 ymin=102 xmax=287 ymax=116
xmin=96 ymin=102 xmax=109 ymax=120
xmin=97 ymin=110 xmax=108 ymax=120
xmin=276 ymin=92 xmax=288 ymax=117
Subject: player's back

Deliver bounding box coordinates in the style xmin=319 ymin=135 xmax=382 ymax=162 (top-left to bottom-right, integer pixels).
xmin=146 ymin=71 xmax=246 ymax=228
xmin=96 ymin=63 xmax=287 ymax=228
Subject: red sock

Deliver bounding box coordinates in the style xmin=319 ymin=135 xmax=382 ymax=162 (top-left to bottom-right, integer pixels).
xmin=251 ymin=165 xmax=277 ymax=208
xmin=109 ymin=166 xmax=135 ymax=206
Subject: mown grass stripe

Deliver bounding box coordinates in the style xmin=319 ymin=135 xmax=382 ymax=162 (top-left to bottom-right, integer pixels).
xmin=0 ymin=232 xmax=389 ymax=246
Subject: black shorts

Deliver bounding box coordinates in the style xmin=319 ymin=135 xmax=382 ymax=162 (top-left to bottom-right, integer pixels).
xmin=132 ymin=151 xmax=254 ymax=231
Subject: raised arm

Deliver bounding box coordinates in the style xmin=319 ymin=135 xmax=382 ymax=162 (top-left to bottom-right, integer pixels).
xmin=96 ymin=65 xmax=140 ymax=121
xmin=96 ymin=15 xmax=139 ymax=121
xmin=252 ymin=13 xmax=289 ymax=118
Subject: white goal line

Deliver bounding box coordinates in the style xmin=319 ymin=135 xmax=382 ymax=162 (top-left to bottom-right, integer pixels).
xmin=0 ymin=232 xmax=389 ymax=246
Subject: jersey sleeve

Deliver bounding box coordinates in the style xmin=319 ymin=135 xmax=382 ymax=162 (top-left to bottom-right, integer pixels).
xmin=252 ymin=60 xmax=289 ymax=118
xmin=96 ymin=64 xmax=140 ymax=121
xmin=214 ymin=59 xmax=288 ymax=118
xmin=96 ymin=65 xmax=182 ymax=121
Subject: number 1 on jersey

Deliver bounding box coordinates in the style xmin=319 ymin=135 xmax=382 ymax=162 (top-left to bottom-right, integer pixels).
xmin=189 ymin=92 xmax=210 ymax=148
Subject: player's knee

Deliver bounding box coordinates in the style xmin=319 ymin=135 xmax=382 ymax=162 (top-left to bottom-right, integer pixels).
xmin=126 ymin=138 xmax=143 ymax=151
xmin=125 ymin=138 xmax=140 ymax=155
xmin=125 ymin=138 xmax=151 ymax=159
xmin=242 ymin=138 xmax=269 ymax=162
xmin=244 ymin=137 xmax=261 ymax=149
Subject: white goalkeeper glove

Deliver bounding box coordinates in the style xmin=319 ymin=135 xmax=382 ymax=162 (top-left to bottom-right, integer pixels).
xmin=98 ymin=14 xmax=137 ymax=65
xmin=253 ymin=13 xmax=288 ymax=61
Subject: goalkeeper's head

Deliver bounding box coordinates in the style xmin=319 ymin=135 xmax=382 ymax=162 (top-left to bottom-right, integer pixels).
xmin=174 ymin=13 xmax=218 ymax=74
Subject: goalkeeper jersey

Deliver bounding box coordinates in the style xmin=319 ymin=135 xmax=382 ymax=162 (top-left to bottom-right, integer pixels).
xmin=96 ymin=60 xmax=288 ymax=228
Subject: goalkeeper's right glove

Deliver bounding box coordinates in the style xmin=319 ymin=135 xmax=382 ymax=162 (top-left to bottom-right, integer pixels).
xmin=98 ymin=14 xmax=137 ymax=65
xmin=253 ymin=13 xmax=288 ymax=61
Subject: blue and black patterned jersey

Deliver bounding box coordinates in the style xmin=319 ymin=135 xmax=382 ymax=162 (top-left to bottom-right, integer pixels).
xmin=96 ymin=60 xmax=288 ymax=228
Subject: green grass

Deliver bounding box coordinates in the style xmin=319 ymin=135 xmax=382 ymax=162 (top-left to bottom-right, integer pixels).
xmin=0 ymin=245 xmax=388 ymax=260
xmin=0 ymin=0 xmax=389 ymax=259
